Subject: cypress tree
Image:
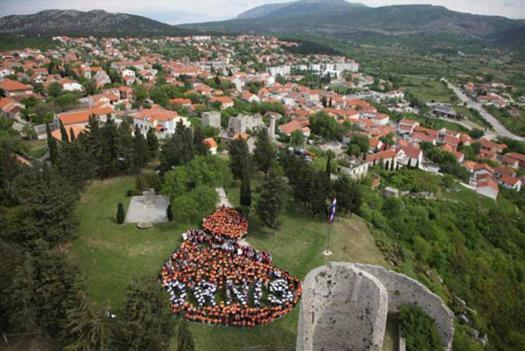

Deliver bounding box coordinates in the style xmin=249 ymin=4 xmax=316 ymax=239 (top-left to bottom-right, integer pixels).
xmin=133 ymin=125 xmax=150 ymax=171
xmin=176 ymin=319 xmax=195 ymax=351
xmin=146 ymin=127 xmax=159 ymax=159
xmin=46 ymin=123 xmax=58 ymax=165
xmin=229 ymin=138 xmax=250 ymax=180
xmin=325 ymin=152 xmax=332 ymax=179
xmin=69 ymin=127 xmax=76 ymax=143
xmin=192 ymin=126 xmax=208 ymax=156
xmin=256 ymin=169 xmax=286 ymax=229
xmin=167 ymin=204 xmax=174 ymax=222
xmin=59 ymin=121 xmax=69 ymax=143
xmin=240 ymin=152 xmax=252 ymax=210
xmin=253 ymin=128 xmax=274 ymax=174
xmin=116 ymin=202 xmax=125 ymax=224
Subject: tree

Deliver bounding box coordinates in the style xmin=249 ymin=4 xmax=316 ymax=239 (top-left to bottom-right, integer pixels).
xmin=240 ymin=172 xmax=252 ymax=209
xmin=176 ymin=319 xmax=195 ymax=351
xmin=160 ymin=122 xmax=194 ymax=173
xmin=133 ymin=126 xmax=150 ymax=171
xmin=256 ymin=169 xmax=287 ymax=229
xmin=333 ymin=176 xmax=362 ymax=216
xmin=167 ymin=204 xmax=173 ymax=222
xmin=6 ymin=255 xmax=39 ymax=334
xmin=63 ymin=278 xmax=111 ymax=351
xmin=253 ymin=128 xmax=275 ymax=174
xmin=228 ymin=138 xmax=250 ymax=180
xmin=56 ymin=138 xmax=94 ymax=189
xmin=69 ymin=127 xmax=76 ymax=143
xmin=146 ymin=128 xmax=159 ymax=159
xmin=116 ymin=202 xmax=125 ymax=224
xmin=307 ymin=170 xmax=330 ymax=215
xmin=46 ymin=123 xmax=58 ymax=165
xmin=60 ymin=121 xmax=69 ymax=143
xmin=7 ymin=166 xmax=78 ymax=246
xmin=347 ymin=134 xmax=369 ymax=157
xmin=399 ymin=304 xmax=443 ymax=351
xmin=192 ymin=126 xmax=208 ymax=156
xmin=115 ymin=121 xmax=134 ymax=172
xmin=120 ymin=278 xmax=175 ymax=351
xmin=290 ymin=130 xmax=305 ymax=148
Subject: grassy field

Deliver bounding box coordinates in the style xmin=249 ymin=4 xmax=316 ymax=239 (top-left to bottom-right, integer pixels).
xmin=401 ymin=77 xmax=455 ymax=104
xmin=70 ymin=176 xmax=390 ymax=351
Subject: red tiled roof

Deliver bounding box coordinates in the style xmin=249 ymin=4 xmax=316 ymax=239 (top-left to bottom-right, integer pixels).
xmin=0 ymin=79 xmax=32 ymax=92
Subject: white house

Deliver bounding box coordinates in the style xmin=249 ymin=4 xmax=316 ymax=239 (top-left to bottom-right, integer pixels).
xmin=133 ymin=106 xmax=190 ymax=138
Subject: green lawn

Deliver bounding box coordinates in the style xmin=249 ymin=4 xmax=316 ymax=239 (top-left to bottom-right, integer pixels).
xmin=71 ymin=176 xmax=389 ymax=351
xmin=401 ymin=77 xmax=455 ymax=104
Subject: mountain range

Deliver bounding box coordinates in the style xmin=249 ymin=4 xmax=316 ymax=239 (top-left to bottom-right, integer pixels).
xmin=0 ymin=9 xmax=186 ymax=35
xmin=184 ymin=0 xmax=524 ymax=40
xmin=0 ymin=3 xmax=524 ymax=53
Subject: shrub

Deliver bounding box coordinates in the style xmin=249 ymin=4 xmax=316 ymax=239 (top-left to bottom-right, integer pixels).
xmin=116 ymin=202 xmax=126 ymax=224
xmin=399 ymin=304 xmax=443 ymax=351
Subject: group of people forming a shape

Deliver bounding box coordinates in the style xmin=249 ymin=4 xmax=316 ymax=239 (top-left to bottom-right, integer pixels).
xmin=160 ymin=208 xmax=302 ymax=327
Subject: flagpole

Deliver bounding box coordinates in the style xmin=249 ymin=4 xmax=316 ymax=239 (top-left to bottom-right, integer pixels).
xmin=323 ymin=197 xmax=336 ymax=256
xmin=323 ymin=221 xmax=333 ymax=256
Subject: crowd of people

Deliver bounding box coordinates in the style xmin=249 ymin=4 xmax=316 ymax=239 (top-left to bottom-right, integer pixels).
xmin=160 ymin=223 xmax=302 ymax=328
xmin=202 ymin=206 xmax=249 ymax=240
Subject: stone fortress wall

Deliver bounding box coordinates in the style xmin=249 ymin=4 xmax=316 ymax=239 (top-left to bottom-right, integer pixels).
xmin=355 ymin=264 xmax=454 ymax=350
xmin=297 ymin=262 xmax=454 ymax=351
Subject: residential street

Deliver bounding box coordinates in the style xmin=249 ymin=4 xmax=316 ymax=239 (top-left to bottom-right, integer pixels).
xmin=443 ymin=79 xmax=524 ymax=141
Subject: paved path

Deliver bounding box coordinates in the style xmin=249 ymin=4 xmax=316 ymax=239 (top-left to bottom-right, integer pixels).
xmin=443 ymin=79 xmax=524 ymax=141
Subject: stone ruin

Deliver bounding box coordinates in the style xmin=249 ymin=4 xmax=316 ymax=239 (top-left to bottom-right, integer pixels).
xmin=297 ymin=262 xmax=454 ymax=351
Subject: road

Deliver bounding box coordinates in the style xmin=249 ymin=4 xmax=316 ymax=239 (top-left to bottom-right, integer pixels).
xmin=443 ymin=79 xmax=524 ymax=141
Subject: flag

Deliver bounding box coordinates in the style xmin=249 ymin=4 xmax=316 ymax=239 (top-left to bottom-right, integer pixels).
xmin=328 ymin=198 xmax=337 ymax=223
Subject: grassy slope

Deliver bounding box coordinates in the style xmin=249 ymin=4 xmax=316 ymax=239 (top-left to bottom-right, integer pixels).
xmin=71 ymin=176 xmax=389 ymax=351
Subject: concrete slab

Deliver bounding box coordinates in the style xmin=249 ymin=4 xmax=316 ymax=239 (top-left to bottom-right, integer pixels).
xmin=125 ymin=195 xmax=169 ymax=224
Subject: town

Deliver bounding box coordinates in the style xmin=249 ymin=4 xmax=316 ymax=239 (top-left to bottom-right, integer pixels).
xmin=1 ymin=34 xmax=524 ymax=200
xmin=1 ymin=28 xmax=525 ymax=351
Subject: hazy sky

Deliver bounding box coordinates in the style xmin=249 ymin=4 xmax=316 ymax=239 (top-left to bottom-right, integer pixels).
xmin=1 ymin=0 xmax=524 ymax=24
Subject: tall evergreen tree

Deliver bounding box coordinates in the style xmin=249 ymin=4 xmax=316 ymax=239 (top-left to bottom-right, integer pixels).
xmin=116 ymin=202 xmax=125 ymax=224
xmin=46 ymin=123 xmax=58 ymax=165
xmin=56 ymin=139 xmax=94 ymax=190
xmin=307 ymin=170 xmax=330 ymax=215
xmin=63 ymin=278 xmax=111 ymax=351
xmin=115 ymin=121 xmax=134 ymax=172
xmin=120 ymin=278 xmax=175 ymax=351
xmin=333 ymin=176 xmax=362 ymax=217
xmin=192 ymin=126 xmax=208 ymax=156
xmin=6 ymin=255 xmax=39 ymax=334
xmin=60 ymin=121 xmax=69 ymax=143
xmin=240 ymin=159 xmax=252 ymax=209
xmin=160 ymin=122 xmax=194 ymax=173
xmin=97 ymin=117 xmax=119 ymax=178
xmin=253 ymin=128 xmax=274 ymax=174
xmin=176 ymin=319 xmax=195 ymax=351
xmin=133 ymin=125 xmax=150 ymax=171
xmin=229 ymin=138 xmax=250 ymax=180
xmin=146 ymin=128 xmax=159 ymax=159
xmin=8 ymin=165 xmax=77 ymax=246
xmin=69 ymin=127 xmax=76 ymax=143
xmin=256 ymin=168 xmax=287 ymax=229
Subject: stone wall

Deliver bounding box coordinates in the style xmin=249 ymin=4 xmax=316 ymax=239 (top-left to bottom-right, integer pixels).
xmin=297 ymin=262 xmax=388 ymax=351
xmin=297 ymin=262 xmax=454 ymax=351
xmin=355 ymin=264 xmax=454 ymax=350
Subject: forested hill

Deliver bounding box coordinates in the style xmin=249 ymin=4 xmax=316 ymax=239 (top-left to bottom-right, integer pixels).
xmin=181 ymin=1 xmax=525 ymax=53
xmin=0 ymin=9 xmax=188 ymax=36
